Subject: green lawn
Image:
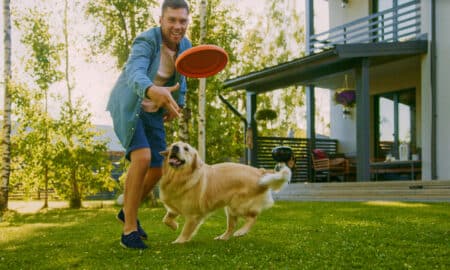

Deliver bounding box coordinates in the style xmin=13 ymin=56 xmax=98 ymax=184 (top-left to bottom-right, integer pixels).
xmin=1 ymin=201 xmax=449 ymax=269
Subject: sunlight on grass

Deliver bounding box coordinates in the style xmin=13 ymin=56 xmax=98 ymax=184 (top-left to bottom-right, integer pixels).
xmin=1 ymin=202 xmax=448 ymax=269
xmin=334 ymin=219 xmax=383 ymax=228
xmin=364 ymin=201 xmax=430 ymax=208
xmin=0 ymin=222 xmax=77 ymax=248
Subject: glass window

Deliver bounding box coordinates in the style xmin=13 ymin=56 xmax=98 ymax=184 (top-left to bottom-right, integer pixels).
xmin=375 ymin=89 xmax=416 ymax=159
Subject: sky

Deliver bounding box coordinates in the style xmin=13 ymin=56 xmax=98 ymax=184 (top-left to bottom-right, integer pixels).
xmin=1 ymin=0 xmax=329 ymax=127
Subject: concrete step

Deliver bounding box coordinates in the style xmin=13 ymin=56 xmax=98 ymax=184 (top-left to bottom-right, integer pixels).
xmin=274 ymin=180 xmax=450 ymax=202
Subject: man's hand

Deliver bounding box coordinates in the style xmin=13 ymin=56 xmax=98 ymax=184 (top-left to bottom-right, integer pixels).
xmin=146 ymin=83 xmax=181 ymax=121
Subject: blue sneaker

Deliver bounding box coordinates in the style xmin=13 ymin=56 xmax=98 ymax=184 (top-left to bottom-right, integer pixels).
xmin=117 ymin=209 xmax=148 ymax=240
xmin=120 ymin=231 xmax=148 ymax=249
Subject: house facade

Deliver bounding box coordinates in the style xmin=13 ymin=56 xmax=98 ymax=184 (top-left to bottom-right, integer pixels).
xmin=327 ymin=0 xmax=449 ymax=180
xmin=222 ymin=0 xmax=449 ymax=181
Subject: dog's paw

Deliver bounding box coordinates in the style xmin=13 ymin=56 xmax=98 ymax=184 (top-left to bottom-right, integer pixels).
xmin=233 ymin=229 xmax=248 ymax=237
xmin=164 ymin=220 xmax=179 ymax=231
xmin=214 ymin=233 xmax=231 ymax=241
xmin=172 ymin=238 xmax=188 ymax=244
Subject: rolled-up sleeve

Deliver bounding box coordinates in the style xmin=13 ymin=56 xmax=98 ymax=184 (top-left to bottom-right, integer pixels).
xmin=177 ymin=76 xmax=187 ymax=107
xmin=125 ymin=36 xmax=155 ymax=99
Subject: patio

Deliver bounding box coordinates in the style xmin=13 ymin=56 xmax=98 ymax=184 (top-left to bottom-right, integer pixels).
xmin=273 ymin=179 xmax=450 ymax=202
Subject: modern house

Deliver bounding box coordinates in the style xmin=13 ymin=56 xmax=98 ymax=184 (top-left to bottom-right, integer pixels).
xmin=222 ymin=0 xmax=450 ymax=182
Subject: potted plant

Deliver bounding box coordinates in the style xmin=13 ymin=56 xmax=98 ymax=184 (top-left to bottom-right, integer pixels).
xmin=334 ymin=75 xmax=356 ymax=118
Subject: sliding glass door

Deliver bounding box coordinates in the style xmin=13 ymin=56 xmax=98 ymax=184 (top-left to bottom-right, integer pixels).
xmin=374 ymin=89 xmax=416 ymax=159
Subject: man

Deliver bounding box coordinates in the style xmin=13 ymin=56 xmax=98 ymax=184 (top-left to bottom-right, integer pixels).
xmin=107 ymin=0 xmax=191 ymax=249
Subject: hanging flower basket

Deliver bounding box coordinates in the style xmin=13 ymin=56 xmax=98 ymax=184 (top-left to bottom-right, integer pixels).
xmin=334 ymin=75 xmax=356 ymax=108
xmin=334 ymin=89 xmax=356 ymax=108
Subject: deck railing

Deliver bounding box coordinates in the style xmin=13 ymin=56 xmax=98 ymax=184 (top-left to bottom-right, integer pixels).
xmin=309 ymin=0 xmax=421 ymax=53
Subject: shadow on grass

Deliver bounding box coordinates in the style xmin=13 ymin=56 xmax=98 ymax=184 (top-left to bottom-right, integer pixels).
xmin=1 ymin=201 xmax=449 ymax=269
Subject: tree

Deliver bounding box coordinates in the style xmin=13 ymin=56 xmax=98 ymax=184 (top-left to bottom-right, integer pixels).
xmin=52 ymin=99 xmax=115 ymax=208
xmin=11 ymin=5 xmax=115 ymax=208
xmin=9 ymin=83 xmax=56 ymax=202
xmin=14 ymin=9 xmax=64 ymax=208
xmin=57 ymin=0 xmax=115 ymax=208
xmin=1 ymin=0 xmax=12 ymax=211
xmin=197 ymin=0 xmax=208 ymax=160
xmin=236 ymin=0 xmax=306 ymax=138
xmin=85 ymin=0 xmax=158 ymax=68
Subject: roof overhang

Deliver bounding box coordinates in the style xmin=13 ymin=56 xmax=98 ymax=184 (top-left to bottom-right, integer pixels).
xmin=222 ymin=40 xmax=428 ymax=94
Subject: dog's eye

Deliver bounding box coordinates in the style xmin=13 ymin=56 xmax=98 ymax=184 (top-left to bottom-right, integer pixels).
xmin=184 ymin=146 xmax=189 ymax=152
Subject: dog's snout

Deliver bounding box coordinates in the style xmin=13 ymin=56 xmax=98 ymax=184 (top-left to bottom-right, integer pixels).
xmin=171 ymin=145 xmax=180 ymax=154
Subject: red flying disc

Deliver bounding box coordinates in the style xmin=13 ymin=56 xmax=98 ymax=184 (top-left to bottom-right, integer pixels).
xmin=175 ymin=44 xmax=228 ymax=78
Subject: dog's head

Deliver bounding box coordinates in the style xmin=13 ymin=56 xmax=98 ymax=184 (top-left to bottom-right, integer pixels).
xmin=160 ymin=141 xmax=203 ymax=171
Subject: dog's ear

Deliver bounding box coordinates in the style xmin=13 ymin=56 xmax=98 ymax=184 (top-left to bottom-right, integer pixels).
xmin=160 ymin=150 xmax=169 ymax=157
xmin=191 ymin=152 xmax=204 ymax=171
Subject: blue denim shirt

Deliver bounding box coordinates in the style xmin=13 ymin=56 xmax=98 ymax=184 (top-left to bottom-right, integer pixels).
xmin=107 ymin=27 xmax=192 ymax=149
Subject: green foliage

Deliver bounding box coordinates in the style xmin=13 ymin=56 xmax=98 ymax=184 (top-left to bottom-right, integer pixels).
xmin=235 ymin=0 xmax=307 ymax=138
xmin=12 ymin=10 xmax=64 ymax=203
xmin=166 ymin=0 xmax=247 ymax=163
xmin=255 ymin=109 xmax=277 ymax=121
xmin=52 ymin=98 xmax=116 ymax=207
xmin=1 ymin=201 xmax=449 ymax=269
xmin=15 ymin=9 xmax=64 ymax=91
xmin=10 ymin=7 xmax=116 ymax=208
xmin=9 ymin=83 xmax=53 ymax=197
xmin=85 ymin=0 xmax=159 ymax=68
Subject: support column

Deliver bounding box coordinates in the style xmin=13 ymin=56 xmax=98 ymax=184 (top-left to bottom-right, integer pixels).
xmin=355 ymin=58 xmax=371 ymax=181
xmin=306 ymin=86 xmax=316 ymax=180
xmin=305 ymin=0 xmax=314 ymax=54
xmin=246 ymin=91 xmax=257 ymax=167
xmin=305 ymin=0 xmax=315 ymax=181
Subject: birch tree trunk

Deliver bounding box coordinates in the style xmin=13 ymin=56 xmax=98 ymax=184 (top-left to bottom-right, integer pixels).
xmin=64 ymin=0 xmax=82 ymax=208
xmin=64 ymin=0 xmax=73 ymax=110
xmin=1 ymin=0 xmax=12 ymax=211
xmin=198 ymin=0 xmax=207 ymax=160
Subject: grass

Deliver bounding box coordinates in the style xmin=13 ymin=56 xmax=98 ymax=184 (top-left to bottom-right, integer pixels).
xmin=1 ymin=201 xmax=449 ymax=270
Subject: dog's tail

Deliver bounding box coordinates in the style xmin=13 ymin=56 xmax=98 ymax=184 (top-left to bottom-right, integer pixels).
xmin=258 ymin=166 xmax=291 ymax=192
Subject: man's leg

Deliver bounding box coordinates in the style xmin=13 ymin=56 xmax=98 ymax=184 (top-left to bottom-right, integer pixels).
xmin=123 ymin=148 xmax=151 ymax=235
xmin=141 ymin=167 xmax=162 ymax=201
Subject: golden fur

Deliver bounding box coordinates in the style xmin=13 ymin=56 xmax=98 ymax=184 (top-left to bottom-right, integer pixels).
xmin=159 ymin=141 xmax=291 ymax=243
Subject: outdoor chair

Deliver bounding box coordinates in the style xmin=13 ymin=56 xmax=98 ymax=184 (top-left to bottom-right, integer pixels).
xmin=311 ymin=149 xmax=349 ymax=182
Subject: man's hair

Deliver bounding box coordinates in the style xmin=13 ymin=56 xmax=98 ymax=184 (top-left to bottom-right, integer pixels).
xmin=162 ymin=0 xmax=189 ymax=14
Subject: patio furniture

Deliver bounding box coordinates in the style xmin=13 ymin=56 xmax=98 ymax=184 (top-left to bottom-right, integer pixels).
xmin=371 ymin=160 xmax=422 ymax=180
xmin=311 ymin=149 xmax=349 ymax=182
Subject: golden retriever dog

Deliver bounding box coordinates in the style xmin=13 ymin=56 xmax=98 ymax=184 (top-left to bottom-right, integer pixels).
xmin=159 ymin=141 xmax=291 ymax=243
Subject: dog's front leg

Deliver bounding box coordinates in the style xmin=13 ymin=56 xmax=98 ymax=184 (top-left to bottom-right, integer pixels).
xmin=163 ymin=211 xmax=179 ymax=231
xmin=172 ymin=216 xmax=203 ymax=244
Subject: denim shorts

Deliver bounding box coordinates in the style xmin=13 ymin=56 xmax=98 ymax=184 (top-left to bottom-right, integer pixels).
xmin=126 ymin=110 xmax=166 ymax=168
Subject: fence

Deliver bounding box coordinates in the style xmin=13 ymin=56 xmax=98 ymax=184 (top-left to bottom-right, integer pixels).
xmin=256 ymin=136 xmax=338 ymax=182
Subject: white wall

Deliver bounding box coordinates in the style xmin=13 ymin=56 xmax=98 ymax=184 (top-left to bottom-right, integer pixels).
xmin=420 ymin=0 xmax=450 ymax=180
xmin=330 ymin=101 xmax=357 ymax=155
xmin=328 ymin=0 xmax=370 ymax=28
xmin=435 ymin=0 xmax=450 ymax=179
xmin=327 ymin=1 xmax=370 ymax=157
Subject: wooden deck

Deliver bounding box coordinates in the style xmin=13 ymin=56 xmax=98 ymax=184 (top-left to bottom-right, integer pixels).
xmin=273 ymin=180 xmax=450 ymax=202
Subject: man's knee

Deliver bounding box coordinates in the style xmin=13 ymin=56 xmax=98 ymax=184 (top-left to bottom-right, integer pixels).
xmin=131 ymin=149 xmax=151 ymax=167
